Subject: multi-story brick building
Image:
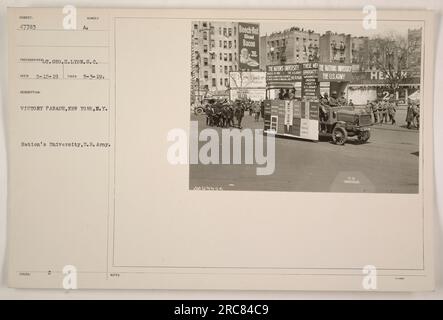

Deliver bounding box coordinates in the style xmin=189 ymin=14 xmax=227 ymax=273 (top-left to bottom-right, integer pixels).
xmin=319 ymin=31 xmax=352 ymax=64
xmin=261 ymin=27 xmax=320 ymax=66
xmin=191 ymin=21 xmax=240 ymax=102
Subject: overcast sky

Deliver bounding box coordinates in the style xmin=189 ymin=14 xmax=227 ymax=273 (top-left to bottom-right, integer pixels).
xmin=259 ymin=20 xmax=423 ymax=38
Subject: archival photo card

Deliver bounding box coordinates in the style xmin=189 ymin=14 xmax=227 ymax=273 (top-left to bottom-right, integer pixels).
xmin=189 ymin=19 xmax=423 ymax=193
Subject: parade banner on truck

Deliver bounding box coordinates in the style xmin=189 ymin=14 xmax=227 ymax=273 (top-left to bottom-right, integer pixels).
xmin=318 ymin=63 xmax=353 ymax=82
xmin=238 ymin=22 xmax=260 ymax=70
xmin=302 ymin=62 xmax=320 ymax=99
xmin=266 ymin=64 xmax=303 ymax=84
xmin=264 ymin=99 xmax=319 ymax=141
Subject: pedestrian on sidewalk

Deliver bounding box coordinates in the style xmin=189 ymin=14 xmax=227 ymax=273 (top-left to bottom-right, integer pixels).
xmin=254 ymin=103 xmax=260 ymax=121
xmin=369 ymin=100 xmax=378 ymax=123
xmin=380 ymin=100 xmax=388 ymax=124
xmin=388 ymin=98 xmax=397 ymax=125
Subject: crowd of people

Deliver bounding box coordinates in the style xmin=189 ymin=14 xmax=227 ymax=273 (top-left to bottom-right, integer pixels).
xmin=405 ymin=100 xmax=420 ymax=129
xmin=365 ymin=98 xmax=420 ymax=129
xmin=202 ymin=98 xmax=263 ymax=129
xmin=196 ymin=92 xmax=421 ymax=131
xmin=365 ymin=98 xmax=398 ymax=125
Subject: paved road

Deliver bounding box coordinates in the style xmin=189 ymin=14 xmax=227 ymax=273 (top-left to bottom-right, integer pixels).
xmin=189 ymin=112 xmax=419 ymax=193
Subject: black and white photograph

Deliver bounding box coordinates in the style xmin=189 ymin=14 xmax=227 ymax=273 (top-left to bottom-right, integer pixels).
xmin=189 ymin=19 xmax=423 ymax=193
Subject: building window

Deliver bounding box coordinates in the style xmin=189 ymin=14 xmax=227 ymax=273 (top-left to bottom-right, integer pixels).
xmin=204 ymin=71 xmax=208 ymax=80
xmin=220 ymin=78 xmax=223 ymax=85
xmin=223 ymin=28 xmax=227 ymax=36
xmin=234 ymin=52 xmax=237 ymax=61
xmin=203 ymin=58 xmax=208 ymax=66
xmin=234 ymin=65 xmax=237 ymax=71
xmin=224 ymin=78 xmax=229 ymax=87
xmin=234 ymin=26 xmax=236 ymax=36
xmin=228 ymin=28 xmax=232 ymax=36
xmin=202 ymin=22 xmax=207 ymax=28
xmin=219 ymin=65 xmax=223 ymax=73
xmin=212 ymin=78 xmax=216 ymax=87
xmin=234 ymin=39 xmax=237 ymax=48
xmin=203 ymin=45 xmax=208 ymax=53
xmin=224 ymin=66 xmax=228 ymax=74
xmin=229 ymin=41 xmax=232 ymax=48
xmin=194 ymin=24 xmax=198 ymax=29
xmin=229 ymin=65 xmax=232 ymax=72
xmin=223 ymin=41 xmax=227 ymax=49
xmin=219 ymin=40 xmax=222 ymax=47
xmin=212 ymin=65 xmax=216 ymax=73
xmin=219 ymin=53 xmax=222 ymax=60
xmin=229 ymin=53 xmax=232 ymax=61
xmin=203 ymin=31 xmax=207 ymax=40
xmin=224 ymin=53 xmax=228 ymax=61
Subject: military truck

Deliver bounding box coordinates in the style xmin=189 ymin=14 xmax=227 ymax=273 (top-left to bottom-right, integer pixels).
xmin=320 ymin=106 xmax=373 ymax=145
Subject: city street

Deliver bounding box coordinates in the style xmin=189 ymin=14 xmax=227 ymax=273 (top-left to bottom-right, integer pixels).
xmin=189 ymin=111 xmax=420 ymax=193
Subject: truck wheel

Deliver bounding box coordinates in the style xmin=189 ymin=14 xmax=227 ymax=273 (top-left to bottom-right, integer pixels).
xmin=332 ymin=126 xmax=347 ymax=145
xmin=358 ymin=130 xmax=370 ymax=143
xmin=195 ymin=107 xmax=204 ymax=115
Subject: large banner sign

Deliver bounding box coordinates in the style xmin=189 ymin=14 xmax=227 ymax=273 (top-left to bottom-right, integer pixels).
xmin=229 ymin=71 xmax=266 ymax=89
xmin=318 ymin=63 xmax=353 ymax=81
xmin=229 ymin=71 xmax=266 ymax=101
xmin=266 ymin=64 xmax=303 ymax=84
xmin=352 ymin=70 xmax=420 ymax=85
xmin=302 ymin=62 xmax=319 ymax=99
xmin=238 ymin=23 xmax=260 ymax=70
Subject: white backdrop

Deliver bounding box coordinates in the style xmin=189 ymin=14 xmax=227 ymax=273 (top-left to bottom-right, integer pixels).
xmin=0 ymin=0 xmax=441 ymax=299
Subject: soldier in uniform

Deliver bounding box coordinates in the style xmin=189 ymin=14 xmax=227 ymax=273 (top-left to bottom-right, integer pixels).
xmin=254 ymin=102 xmax=261 ymax=122
xmin=380 ymin=100 xmax=388 ymax=124
xmin=319 ymin=92 xmax=329 ymax=106
xmin=329 ymin=91 xmax=339 ymax=107
xmin=338 ymin=92 xmax=347 ymax=106
xmin=319 ymin=92 xmax=330 ymax=132
xmin=378 ymin=100 xmax=384 ymax=124
xmin=369 ymin=101 xmax=378 ymax=123
xmin=387 ymin=97 xmax=397 ymax=125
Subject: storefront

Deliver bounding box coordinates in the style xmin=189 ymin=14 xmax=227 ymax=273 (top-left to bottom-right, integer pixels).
xmin=348 ymin=71 xmax=420 ymax=105
xmin=229 ymin=71 xmax=266 ymax=101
